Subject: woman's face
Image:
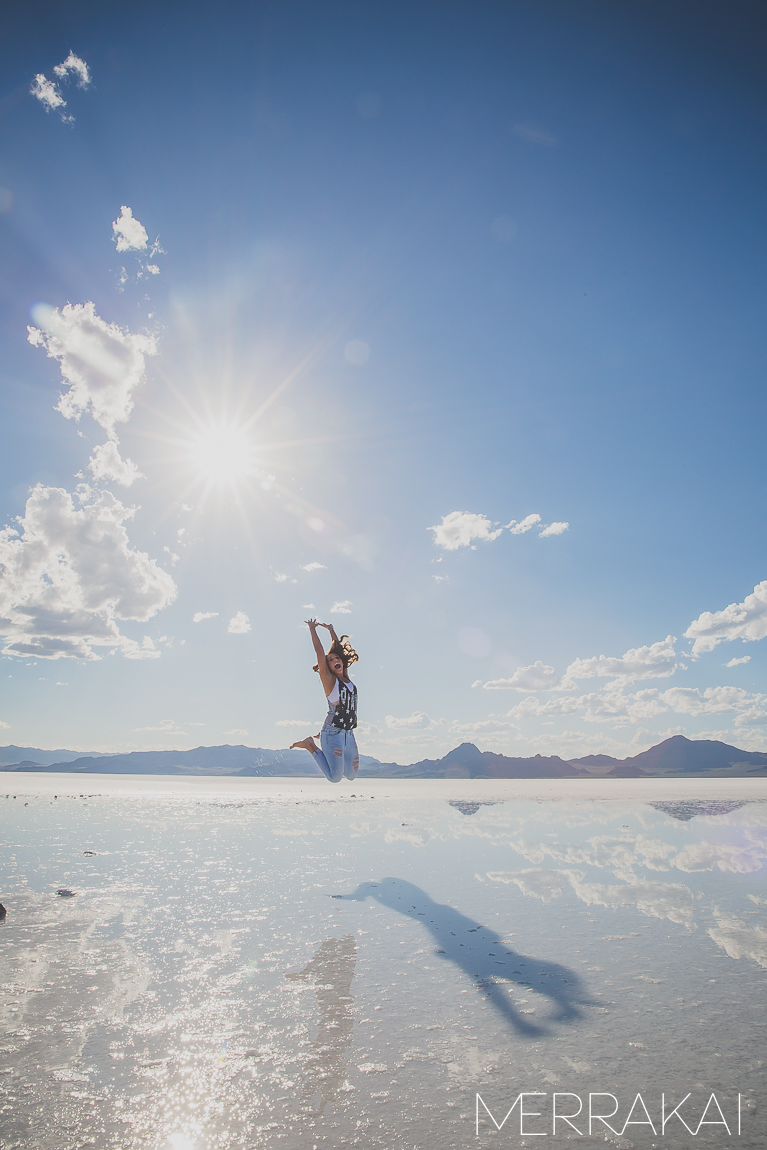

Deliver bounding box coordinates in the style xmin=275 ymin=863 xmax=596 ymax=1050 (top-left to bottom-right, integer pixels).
xmin=326 ymin=651 xmax=344 ymax=678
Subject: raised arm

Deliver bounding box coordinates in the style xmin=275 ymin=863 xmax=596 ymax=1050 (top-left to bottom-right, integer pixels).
xmin=306 ymin=619 xmax=336 ymax=694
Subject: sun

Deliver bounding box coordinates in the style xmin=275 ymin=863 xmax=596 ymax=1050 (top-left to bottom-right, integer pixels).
xmin=186 ymin=422 xmax=257 ymax=487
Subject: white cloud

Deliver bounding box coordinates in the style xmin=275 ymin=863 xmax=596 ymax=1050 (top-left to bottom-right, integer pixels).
xmin=276 ymin=719 xmax=314 ymax=726
xmin=301 ymin=562 xmax=326 ymax=572
xmin=302 ymin=603 xmax=315 ymax=609
xmin=227 ymin=612 xmax=251 ymax=634
xmin=385 ymin=712 xmax=437 ymax=730
xmin=509 ymin=693 xmax=584 ymax=718
xmin=428 ymin=511 xmax=502 ymax=550
xmin=734 ymin=706 xmax=767 ymax=729
xmin=224 ymin=729 xmax=249 ymax=738
xmin=505 ymin=513 xmax=541 ymax=535
xmin=135 ymin=718 xmax=179 ymax=732
xmin=0 ymin=484 xmax=176 ymax=660
xmin=448 ymin=718 xmax=519 ymax=735
xmin=53 ymin=52 xmax=91 ymax=87
xmin=30 ymin=74 xmax=67 ymax=115
xmin=192 ymin=612 xmax=218 ymax=623
xmin=31 ymin=53 xmax=90 ymax=122
xmin=659 ymin=685 xmax=759 ymax=717
xmin=330 ymin=600 xmax=352 ymax=614
xmin=508 ymin=683 xmax=767 ymax=728
xmin=0 ymin=720 xmax=9 ymax=729
xmin=686 ymin=581 xmax=767 ymax=655
xmin=566 ymin=635 xmax=680 ymax=683
xmin=112 ymin=206 xmax=149 ymax=252
xmin=87 ymin=438 xmax=143 ymax=486
xmin=430 ymin=510 xmax=568 ymax=549
xmin=726 ymin=655 xmax=751 ymax=668
xmin=28 ymin=302 xmax=157 ymax=435
xmin=483 ymin=660 xmax=560 ymax=692
xmin=274 ymin=573 xmax=288 ymax=582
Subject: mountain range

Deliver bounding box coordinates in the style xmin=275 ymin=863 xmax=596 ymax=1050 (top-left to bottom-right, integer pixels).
xmin=1 ymin=735 xmax=766 ymax=778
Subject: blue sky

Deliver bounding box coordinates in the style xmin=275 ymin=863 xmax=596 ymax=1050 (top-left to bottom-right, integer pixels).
xmin=1 ymin=0 xmax=766 ymax=762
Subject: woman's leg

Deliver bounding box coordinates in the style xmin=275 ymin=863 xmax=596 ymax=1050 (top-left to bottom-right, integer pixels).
xmin=343 ymin=730 xmax=359 ymax=781
xmin=317 ymin=726 xmax=345 ymax=783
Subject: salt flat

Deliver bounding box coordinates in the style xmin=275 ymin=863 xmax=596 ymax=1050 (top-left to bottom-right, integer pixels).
xmin=2 ymin=780 xmax=766 ymax=1149
xmin=4 ymin=771 xmax=767 ymax=801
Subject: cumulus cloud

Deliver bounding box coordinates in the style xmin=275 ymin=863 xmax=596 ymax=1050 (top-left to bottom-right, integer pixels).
xmin=734 ymin=706 xmax=767 ymax=729
xmin=726 ymin=655 xmax=751 ymax=668
xmin=224 ymin=728 xmax=249 ymax=738
xmin=508 ymin=683 xmax=767 ymax=727
xmin=0 ymin=484 xmax=176 ymax=660
xmin=429 ymin=510 xmax=569 ymax=550
xmin=566 ymin=635 xmax=680 ymax=683
xmin=135 ymin=718 xmax=180 ymax=732
xmin=87 ymin=438 xmax=143 ymax=486
xmin=276 ymin=719 xmax=313 ymax=727
xmin=659 ymin=685 xmax=760 ymax=716
xmin=447 ymin=718 xmax=519 ymax=736
xmin=686 ymin=581 xmax=767 ymax=655
xmin=31 ymin=53 xmax=90 ymax=122
xmin=330 ymin=600 xmax=352 ymax=614
xmin=428 ymin=511 xmax=502 ymax=550
xmin=385 ymin=712 xmax=437 ymax=730
xmin=112 ymin=206 xmax=149 ymax=252
xmin=301 ymin=562 xmax=326 ymax=572
xmin=28 ymin=302 xmax=157 ymax=435
xmin=192 ymin=612 xmax=218 ymax=623
xmin=53 ymin=52 xmax=91 ymax=87
xmin=506 ymin=514 xmax=541 ymax=535
xmin=483 ymin=660 xmax=560 ymax=692
xmin=227 ymin=612 xmax=251 ymax=634
xmin=31 ymin=74 xmax=68 ymax=115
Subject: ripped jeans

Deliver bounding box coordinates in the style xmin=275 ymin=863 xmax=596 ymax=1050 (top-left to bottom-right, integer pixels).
xmin=313 ymin=721 xmax=359 ymax=783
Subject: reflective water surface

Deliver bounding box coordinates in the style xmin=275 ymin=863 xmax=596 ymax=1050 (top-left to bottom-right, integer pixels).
xmin=1 ymin=779 xmax=766 ymax=1149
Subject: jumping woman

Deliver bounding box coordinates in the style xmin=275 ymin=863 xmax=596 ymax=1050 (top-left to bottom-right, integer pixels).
xmin=290 ymin=619 xmax=360 ymax=783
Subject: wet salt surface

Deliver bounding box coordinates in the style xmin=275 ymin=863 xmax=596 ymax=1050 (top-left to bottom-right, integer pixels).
xmin=1 ymin=777 xmax=766 ymax=1149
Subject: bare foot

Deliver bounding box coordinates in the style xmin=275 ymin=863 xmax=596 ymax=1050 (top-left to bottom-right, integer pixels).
xmin=290 ymin=737 xmax=318 ymax=754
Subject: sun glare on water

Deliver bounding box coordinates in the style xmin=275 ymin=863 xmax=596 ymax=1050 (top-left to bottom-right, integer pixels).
xmin=187 ymin=423 xmax=256 ymax=487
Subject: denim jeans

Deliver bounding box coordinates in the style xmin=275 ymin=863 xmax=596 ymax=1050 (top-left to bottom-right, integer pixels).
xmin=313 ymin=720 xmax=359 ymax=783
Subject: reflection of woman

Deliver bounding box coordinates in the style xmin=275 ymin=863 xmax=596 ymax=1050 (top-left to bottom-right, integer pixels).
xmin=290 ymin=619 xmax=359 ymax=783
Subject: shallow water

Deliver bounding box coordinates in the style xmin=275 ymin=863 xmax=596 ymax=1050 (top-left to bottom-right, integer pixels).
xmin=1 ymin=779 xmax=766 ymax=1149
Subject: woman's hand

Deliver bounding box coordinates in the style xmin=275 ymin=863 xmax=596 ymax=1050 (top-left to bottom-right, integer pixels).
xmin=305 ymin=618 xmax=318 ymax=628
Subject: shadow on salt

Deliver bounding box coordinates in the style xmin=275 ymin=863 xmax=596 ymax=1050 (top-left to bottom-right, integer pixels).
xmin=334 ymin=878 xmax=600 ymax=1035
